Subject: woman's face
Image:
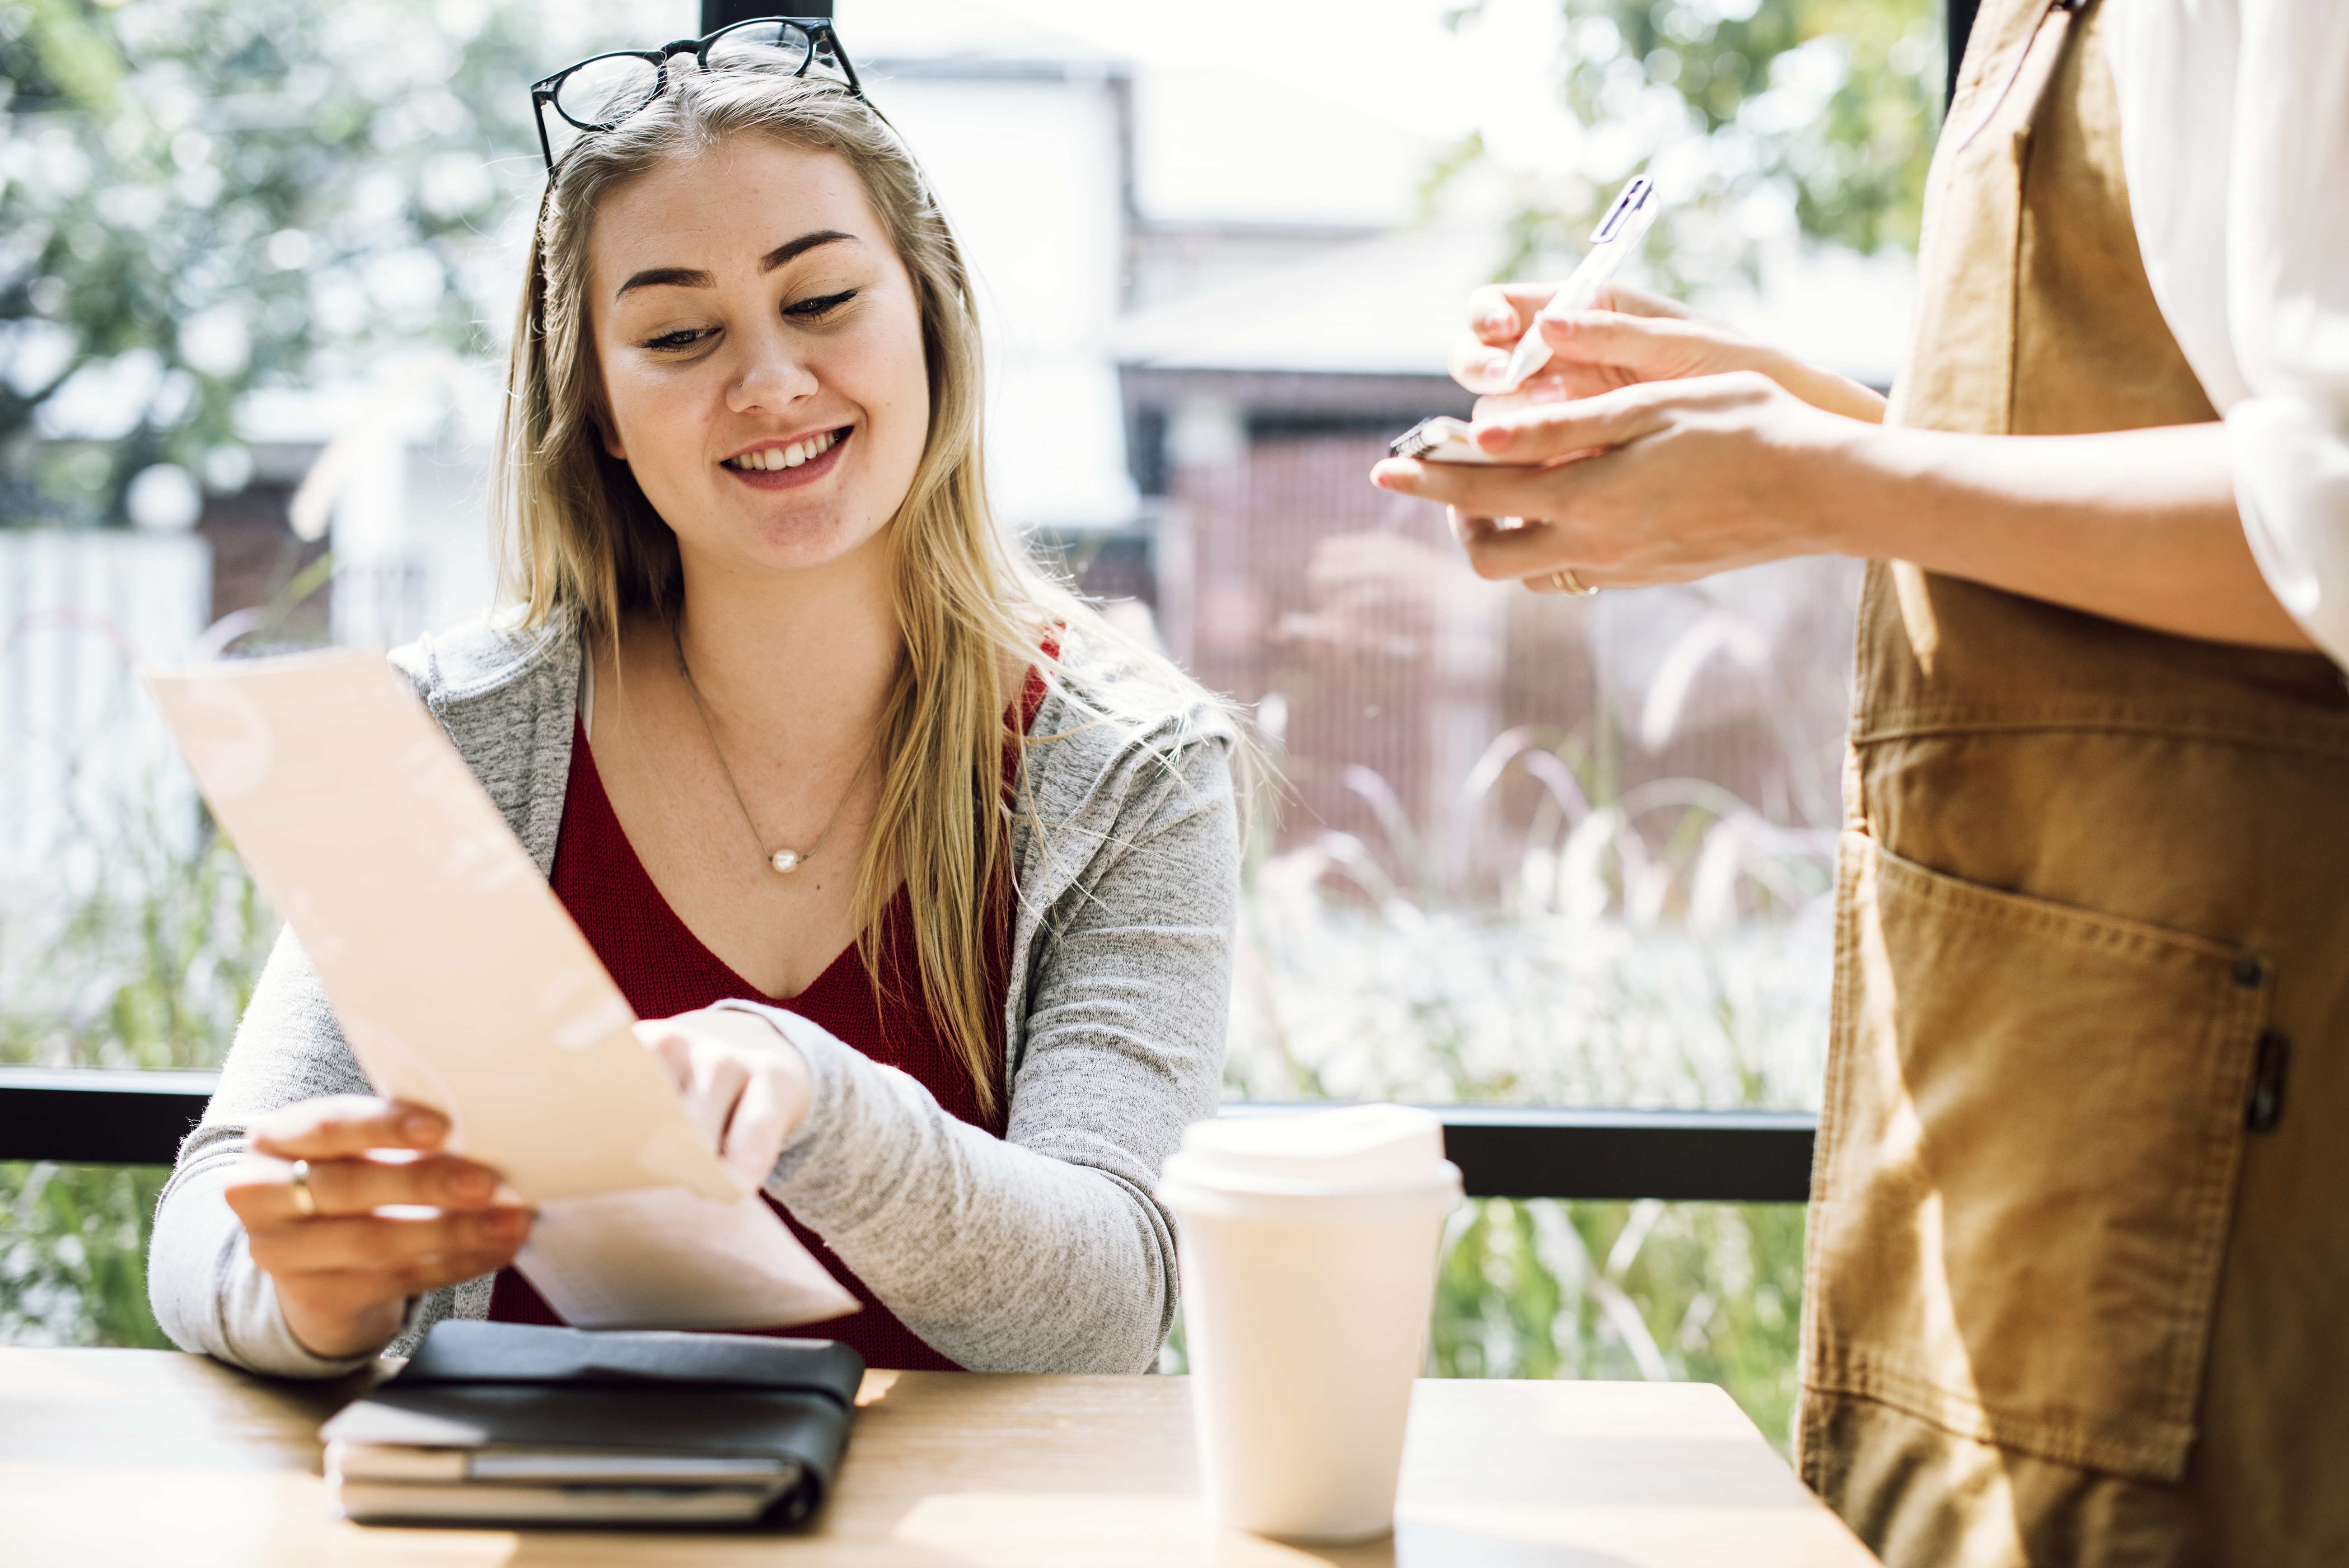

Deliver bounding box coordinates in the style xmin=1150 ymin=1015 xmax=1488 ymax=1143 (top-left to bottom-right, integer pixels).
xmin=587 ymin=136 xmax=930 ymax=581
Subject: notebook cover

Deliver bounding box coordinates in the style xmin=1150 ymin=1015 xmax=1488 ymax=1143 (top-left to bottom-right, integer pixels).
xmin=321 ymin=1322 xmax=866 ymax=1527
xmin=398 ymin=1321 xmax=866 ymax=1399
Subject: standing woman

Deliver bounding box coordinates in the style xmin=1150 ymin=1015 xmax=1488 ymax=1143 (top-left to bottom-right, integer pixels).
xmin=150 ymin=27 xmax=1239 ymax=1378
xmin=1376 ymin=1 xmax=2347 ymax=1561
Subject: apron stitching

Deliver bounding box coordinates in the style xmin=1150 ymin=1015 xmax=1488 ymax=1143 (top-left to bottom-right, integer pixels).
xmin=1866 ymin=839 xmax=2245 ymax=962
xmin=1949 ymin=0 xmax=2084 ymax=155
xmin=1813 ymin=1351 xmax=2192 ymax=1475
xmin=2158 ymin=976 xmax=2270 ymax=1424
xmin=2003 ymin=5 xmax=2093 ymax=433
xmin=1797 ymin=834 xmax=1874 ymax=1470
xmin=1851 ymin=712 xmax=2349 ymax=755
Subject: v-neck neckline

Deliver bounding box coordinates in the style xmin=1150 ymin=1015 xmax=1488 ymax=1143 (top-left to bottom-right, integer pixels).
xmin=566 ymin=711 xmax=874 ymax=1007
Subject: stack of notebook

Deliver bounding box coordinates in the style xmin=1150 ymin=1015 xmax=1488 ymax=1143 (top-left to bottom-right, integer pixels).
xmin=321 ymin=1321 xmax=866 ymax=1526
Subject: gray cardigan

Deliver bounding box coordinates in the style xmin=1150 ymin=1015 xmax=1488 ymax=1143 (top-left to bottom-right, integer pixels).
xmin=148 ymin=615 xmax=1238 ymax=1377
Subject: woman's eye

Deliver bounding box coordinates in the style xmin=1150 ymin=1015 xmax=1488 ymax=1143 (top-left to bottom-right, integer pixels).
xmin=785 ymin=289 xmax=858 ymax=321
xmin=642 ymin=327 xmax=711 ymax=352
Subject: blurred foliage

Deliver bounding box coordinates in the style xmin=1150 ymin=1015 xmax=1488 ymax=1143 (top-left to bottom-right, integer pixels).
xmin=0 ymin=569 xmax=279 ymax=1353
xmin=1442 ymin=0 xmax=1943 ymax=288
xmin=0 ymin=0 xmax=555 ymax=527
xmin=0 ymin=809 xmax=271 ymax=1072
xmin=1434 ymin=1197 xmax=1807 ymax=1452
xmin=0 ymin=1162 xmax=171 ymax=1346
xmin=0 ymin=783 xmax=269 ymax=1342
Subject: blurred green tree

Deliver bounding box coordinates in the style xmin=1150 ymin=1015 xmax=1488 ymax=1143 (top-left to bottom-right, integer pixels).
xmin=0 ymin=1162 xmax=172 ymax=1347
xmin=0 ymin=0 xmax=557 ymax=528
xmin=1439 ymin=0 xmax=1943 ymax=288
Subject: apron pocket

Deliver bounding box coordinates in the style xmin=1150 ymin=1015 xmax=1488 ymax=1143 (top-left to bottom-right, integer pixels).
xmin=1805 ymin=831 xmax=2270 ymax=1483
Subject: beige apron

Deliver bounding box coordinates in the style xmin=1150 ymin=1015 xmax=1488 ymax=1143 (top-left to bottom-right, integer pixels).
xmin=1795 ymin=1 xmax=2349 ymax=1563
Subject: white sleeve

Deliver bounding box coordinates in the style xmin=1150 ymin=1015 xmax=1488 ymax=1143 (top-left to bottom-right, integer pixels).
xmin=146 ymin=1157 xmax=392 ymax=1379
xmin=2225 ymin=0 xmax=2349 ymax=667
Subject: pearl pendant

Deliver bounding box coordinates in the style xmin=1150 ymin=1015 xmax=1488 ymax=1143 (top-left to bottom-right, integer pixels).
xmin=770 ymin=849 xmax=802 ymax=873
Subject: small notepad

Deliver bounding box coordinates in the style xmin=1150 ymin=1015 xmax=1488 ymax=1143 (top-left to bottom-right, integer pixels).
xmin=321 ymin=1321 xmax=866 ymax=1526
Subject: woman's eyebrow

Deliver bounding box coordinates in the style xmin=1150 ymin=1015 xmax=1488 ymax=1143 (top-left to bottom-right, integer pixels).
xmin=761 ymin=229 xmax=856 ymax=272
xmin=614 ymin=231 xmax=858 ymax=301
xmin=615 ymin=266 xmax=713 ymax=298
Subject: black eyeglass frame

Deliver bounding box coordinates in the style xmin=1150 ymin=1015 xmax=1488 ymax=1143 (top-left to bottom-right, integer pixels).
xmin=529 ymin=16 xmax=866 ymax=173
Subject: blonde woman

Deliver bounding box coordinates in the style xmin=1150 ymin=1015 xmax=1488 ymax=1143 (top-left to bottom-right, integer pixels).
xmin=148 ymin=24 xmax=1239 ymax=1377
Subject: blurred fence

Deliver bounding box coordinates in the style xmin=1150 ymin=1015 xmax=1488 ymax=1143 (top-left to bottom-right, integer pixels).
xmin=0 ymin=531 xmax=211 ymax=880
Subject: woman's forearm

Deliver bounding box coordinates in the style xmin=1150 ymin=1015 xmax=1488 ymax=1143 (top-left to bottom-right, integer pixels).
xmin=1753 ymin=346 xmax=1889 ymax=425
xmin=744 ymin=1011 xmax=1182 ymax=1375
xmin=1823 ymin=420 xmax=2314 ymax=650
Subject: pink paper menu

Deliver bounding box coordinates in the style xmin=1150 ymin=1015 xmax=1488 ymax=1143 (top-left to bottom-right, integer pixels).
xmin=144 ymin=649 xmax=856 ymax=1331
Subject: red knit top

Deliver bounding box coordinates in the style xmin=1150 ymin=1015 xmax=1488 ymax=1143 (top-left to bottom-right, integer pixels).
xmin=488 ymin=673 xmax=1042 ymax=1371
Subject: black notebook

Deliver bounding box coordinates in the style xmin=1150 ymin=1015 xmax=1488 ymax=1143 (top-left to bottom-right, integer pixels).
xmin=319 ymin=1321 xmax=866 ymax=1527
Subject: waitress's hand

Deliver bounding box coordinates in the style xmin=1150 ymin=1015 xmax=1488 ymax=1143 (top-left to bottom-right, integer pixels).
xmin=1452 ymin=280 xmax=1887 ymax=425
xmin=225 ymin=1097 xmax=529 ymax=1361
xmin=636 ymin=1007 xmax=814 ymax=1192
xmin=1371 ymin=368 xmax=1866 ymax=590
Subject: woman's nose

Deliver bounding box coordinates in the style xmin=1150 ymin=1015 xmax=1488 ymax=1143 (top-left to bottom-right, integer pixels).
xmin=727 ymin=334 xmax=819 ymax=414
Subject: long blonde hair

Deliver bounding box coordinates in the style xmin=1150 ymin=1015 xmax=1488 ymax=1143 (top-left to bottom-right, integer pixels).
xmin=496 ymin=65 xmax=1208 ymax=1115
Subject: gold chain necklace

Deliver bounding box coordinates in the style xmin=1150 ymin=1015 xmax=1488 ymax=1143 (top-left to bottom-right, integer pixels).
xmin=671 ymin=622 xmax=876 ymax=875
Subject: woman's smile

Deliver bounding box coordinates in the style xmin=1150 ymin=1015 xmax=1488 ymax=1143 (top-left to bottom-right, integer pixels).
xmin=721 ymin=425 xmax=851 ymax=490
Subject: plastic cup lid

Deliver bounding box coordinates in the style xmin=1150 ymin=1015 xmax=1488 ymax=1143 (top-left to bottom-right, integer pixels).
xmin=1163 ymin=1103 xmax=1454 ymax=1198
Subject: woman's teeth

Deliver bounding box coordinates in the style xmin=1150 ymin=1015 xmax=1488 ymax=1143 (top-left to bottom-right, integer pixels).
xmin=725 ymin=430 xmax=837 ymax=471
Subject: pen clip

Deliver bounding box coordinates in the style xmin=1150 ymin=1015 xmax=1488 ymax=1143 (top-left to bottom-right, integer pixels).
xmin=1590 ymin=177 xmax=1655 ymax=245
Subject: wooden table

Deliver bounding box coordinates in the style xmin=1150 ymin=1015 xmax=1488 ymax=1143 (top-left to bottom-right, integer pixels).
xmin=0 ymin=1349 xmax=1877 ymax=1566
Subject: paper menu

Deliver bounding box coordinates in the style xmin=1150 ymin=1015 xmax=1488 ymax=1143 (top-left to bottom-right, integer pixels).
xmin=144 ymin=649 xmax=858 ymax=1329
xmin=145 ymin=648 xmax=724 ymax=1203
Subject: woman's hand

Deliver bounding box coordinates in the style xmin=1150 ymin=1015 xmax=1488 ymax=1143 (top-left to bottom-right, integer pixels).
xmin=224 ymin=1098 xmax=529 ymax=1361
xmin=637 ymin=1007 xmax=814 ymax=1192
xmin=1409 ymin=279 xmax=2311 ymax=646
xmin=1371 ymin=369 xmax=1865 ymax=590
xmin=1451 ymin=280 xmax=1888 ymax=425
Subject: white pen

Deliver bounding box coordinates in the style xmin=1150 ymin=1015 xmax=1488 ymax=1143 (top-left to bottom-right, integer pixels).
xmin=1495 ymin=176 xmax=1662 ymax=392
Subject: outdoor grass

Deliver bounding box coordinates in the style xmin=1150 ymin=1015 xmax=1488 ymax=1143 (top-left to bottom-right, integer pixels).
xmin=1432 ymin=1197 xmax=1808 ymax=1453
xmin=0 ymin=1162 xmax=173 ymax=1349
xmin=0 ymin=785 xmax=262 ymax=1349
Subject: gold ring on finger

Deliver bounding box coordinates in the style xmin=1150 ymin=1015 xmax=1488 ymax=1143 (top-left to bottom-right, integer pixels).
xmin=1550 ymin=567 xmax=1598 ymax=597
xmin=288 ymin=1159 xmax=318 ymax=1218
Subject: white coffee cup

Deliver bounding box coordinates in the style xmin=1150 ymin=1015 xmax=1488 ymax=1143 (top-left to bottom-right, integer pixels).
xmin=1157 ymin=1103 xmax=1463 ymax=1543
